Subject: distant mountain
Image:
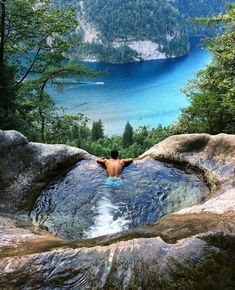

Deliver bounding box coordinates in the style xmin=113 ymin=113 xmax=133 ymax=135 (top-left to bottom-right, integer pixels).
xmin=61 ymin=0 xmax=234 ymax=63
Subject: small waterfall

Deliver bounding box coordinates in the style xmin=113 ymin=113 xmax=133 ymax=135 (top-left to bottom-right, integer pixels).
xmin=84 ymin=193 xmax=130 ymax=238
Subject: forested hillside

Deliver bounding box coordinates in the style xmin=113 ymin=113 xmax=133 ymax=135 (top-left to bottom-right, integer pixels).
xmin=171 ymin=0 xmax=232 ymax=18
xmin=69 ymin=0 xmax=234 ymax=62
xmin=74 ymin=0 xmax=189 ymax=62
xmin=83 ymin=0 xmax=187 ymax=49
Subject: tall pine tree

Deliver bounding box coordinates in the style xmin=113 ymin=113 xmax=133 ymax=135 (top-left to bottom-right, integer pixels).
xmin=91 ymin=119 xmax=104 ymax=141
xmin=122 ymin=121 xmax=133 ymax=147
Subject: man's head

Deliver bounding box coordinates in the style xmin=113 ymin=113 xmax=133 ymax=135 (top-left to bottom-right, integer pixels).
xmin=111 ymin=149 xmax=119 ymax=159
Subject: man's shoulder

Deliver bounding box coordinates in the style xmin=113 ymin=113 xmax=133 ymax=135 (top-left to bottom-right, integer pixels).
xmin=121 ymin=158 xmax=133 ymax=165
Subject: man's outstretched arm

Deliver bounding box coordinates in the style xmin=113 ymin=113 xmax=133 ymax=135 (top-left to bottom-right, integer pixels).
xmin=122 ymin=158 xmax=133 ymax=166
xmin=96 ymin=157 xmax=106 ymax=166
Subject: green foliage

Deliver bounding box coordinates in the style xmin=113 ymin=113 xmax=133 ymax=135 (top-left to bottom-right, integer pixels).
xmin=122 ymin=121 xmax=133 ymax=148
xmin=46 ymin=119 xmax=171 ymax=158
xmin=0 ymin=0 xmax=99 ymax=140
xmin=75 ymin=43 xmax=138 ymax=63
xmin=45 ymin=114 xmax=88 ymax=144
xmin=176 ymin=4 xmax=235 ymax=134
xmin=4 ymin=0 xmax=78 ymax=79
xmin=91 ymin=119 xmax=104 ymax=141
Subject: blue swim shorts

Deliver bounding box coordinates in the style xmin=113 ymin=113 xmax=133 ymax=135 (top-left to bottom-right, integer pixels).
xmin=105 ymin=177 xmax=123 ymax=187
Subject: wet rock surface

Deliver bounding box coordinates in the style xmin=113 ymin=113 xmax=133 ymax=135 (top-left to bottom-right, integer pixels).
xmin=0 ymin=131 xmax=234 ymax=289
xmin=0 ymin=237 xmax=221 ymax=289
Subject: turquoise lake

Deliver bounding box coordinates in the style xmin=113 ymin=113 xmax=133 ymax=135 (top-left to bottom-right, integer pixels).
xmin=50 ymin=40 xmax=211 ymax=135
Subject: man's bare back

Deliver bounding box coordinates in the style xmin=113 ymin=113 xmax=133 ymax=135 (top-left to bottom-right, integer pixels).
xmin=97 ymin=150 xmax=133 ymax=177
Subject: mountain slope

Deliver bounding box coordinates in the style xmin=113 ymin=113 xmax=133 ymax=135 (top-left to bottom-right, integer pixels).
xmin=69 ymin=0 xmax=234 ymax=62
xmin=76 ymin=0 xmax=188 ymax=62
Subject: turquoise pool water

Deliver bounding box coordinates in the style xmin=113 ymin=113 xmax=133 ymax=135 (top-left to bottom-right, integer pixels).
xmin=30 ymin=159 xmax=208 ymax=240
xmin=49 ymin=40 xmax=211 ymax=135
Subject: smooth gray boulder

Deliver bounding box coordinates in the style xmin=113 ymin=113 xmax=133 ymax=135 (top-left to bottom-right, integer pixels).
xmin=141 ymin=133 xmax=235 ymax=193
xmin=140 ymin=133 xmax=235 ymax=230
xmin=0 ymin=130 xmax=93 ymax=213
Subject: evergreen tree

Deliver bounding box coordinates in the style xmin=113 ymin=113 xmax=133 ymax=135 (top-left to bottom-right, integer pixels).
xmin=0 ymin=1 xmax=18 ymax=129
xmin=0 ymin=65 xmax=18 ymax=129
xmin=122 ymin=121 xmax=133 ymax=147
xmin=91 ymin=119 xmax=104 ymax=141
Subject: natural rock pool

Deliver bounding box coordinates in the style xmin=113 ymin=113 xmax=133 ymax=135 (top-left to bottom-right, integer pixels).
xmin=30 ymin=158 xmax=208 ymax=240
xmin=1 ymin=132 xmax=235 ymax=289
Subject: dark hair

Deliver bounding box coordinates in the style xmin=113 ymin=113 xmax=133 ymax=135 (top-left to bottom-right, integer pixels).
xmin=111 ymin=149 xmax=119 ymax=159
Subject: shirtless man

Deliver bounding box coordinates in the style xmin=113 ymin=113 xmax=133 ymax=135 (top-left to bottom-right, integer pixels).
xmin=96 ymin=149 xmax=133 ymax=177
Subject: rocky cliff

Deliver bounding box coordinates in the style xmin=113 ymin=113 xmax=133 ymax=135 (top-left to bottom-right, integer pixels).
xmin=0 ymin=130 xmax=234 ymax=289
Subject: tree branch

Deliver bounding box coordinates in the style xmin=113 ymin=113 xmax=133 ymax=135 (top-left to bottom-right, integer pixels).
xmin=6 ymin=37 xmax=29 ymax=53
xmin=16 ymin=46 xmax=42 ymax=86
